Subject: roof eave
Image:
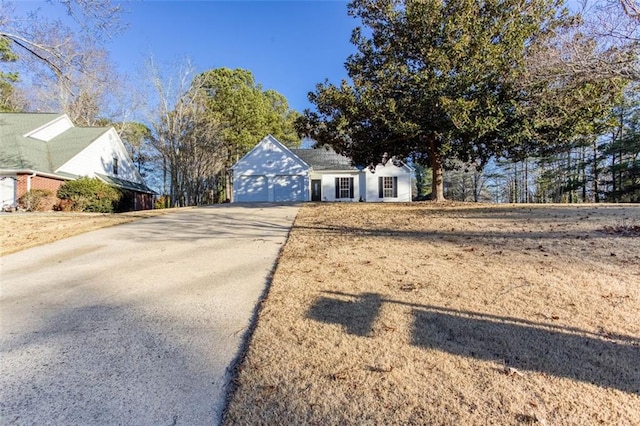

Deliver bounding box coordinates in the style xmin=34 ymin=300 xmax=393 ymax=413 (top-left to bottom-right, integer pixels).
xmin=0 ymin=169 xmax=75 ymax=180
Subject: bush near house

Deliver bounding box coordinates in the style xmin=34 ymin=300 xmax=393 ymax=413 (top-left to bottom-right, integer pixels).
xmin=17 ymin=189 xmax=56 ymax=211
xmin=154 ymin=194 xmax=170 ymax=209
xmin=56 ymin=177 xmax=122 ymax=213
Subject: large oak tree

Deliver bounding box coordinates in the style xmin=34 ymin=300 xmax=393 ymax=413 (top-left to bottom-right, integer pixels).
xmin=297 ymin=0 xmax=570 ymax=201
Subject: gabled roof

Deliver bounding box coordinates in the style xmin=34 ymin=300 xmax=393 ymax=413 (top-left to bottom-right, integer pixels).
xmin=232 ymin=134 xmax=310 ymax=172
xmin=1 ymin=113 xmax=155 ymax=195
xmin=0 ymin=113 xmax=107 ymax=174
xmin=290 ymin=147 xmax=357 ymax=171
xmin=0 ymin=112 xmax=61 ymax=136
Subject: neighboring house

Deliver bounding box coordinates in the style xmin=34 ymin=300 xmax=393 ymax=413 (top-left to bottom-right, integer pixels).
xmin=0 ymin=112 xmax=155 ymax=210
xmin=231 ymin=135 xmax=413 ymax=203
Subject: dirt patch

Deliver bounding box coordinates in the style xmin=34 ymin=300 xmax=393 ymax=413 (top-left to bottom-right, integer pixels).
xmin=224 ymin=203 xmax=640 ymax=425
xmin=0 ymin=208 xmax=186 ymax=256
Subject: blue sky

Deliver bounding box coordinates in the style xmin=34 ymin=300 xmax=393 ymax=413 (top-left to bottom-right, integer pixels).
xmin=106 ymin=1 xmax=357 ymax=112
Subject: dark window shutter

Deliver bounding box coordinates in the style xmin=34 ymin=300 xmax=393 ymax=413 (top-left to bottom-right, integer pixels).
xmin=349 ymin=177 xmax=354 ymax=198
xmin=335 ymin=178 xmax=339 ymax=199
xmin=393 ymin=177 xmax=398 ymax=198
xmin=379 ymin=177 xmax=383 ymax=198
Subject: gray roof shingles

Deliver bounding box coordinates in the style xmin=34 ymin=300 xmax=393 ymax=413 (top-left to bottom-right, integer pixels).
xmin=1 ymin=113 xmax=107 ymax=173
xmin=290 ymin=147 xmax=357 ymax=171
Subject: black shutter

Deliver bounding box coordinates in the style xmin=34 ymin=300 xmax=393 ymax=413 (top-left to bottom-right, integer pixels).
xmin=379 ymin=177 xmax=383 ymax=198
xmin=393 ymin=177 xmax=398 ymax=198
xmin=349 ymin=177 xmax=354 ymax=198
xmin=335 ymin=178 xmax=340 ymax=199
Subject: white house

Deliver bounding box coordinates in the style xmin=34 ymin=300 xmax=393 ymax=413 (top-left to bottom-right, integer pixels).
xmin=231 ymin=135 xmax=413 ymax=203
xmin=0 ymin=112 xmax=155 ymax=210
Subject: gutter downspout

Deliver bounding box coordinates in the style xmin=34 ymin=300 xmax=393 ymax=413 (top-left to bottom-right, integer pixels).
xmin=26 ymin=172 xmax=36 ymax=210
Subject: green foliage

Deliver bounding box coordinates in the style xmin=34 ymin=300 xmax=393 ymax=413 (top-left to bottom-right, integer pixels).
xmin=0 ymin=36 xmax=18 ymax=63
xmin=57 ymin=177 xmax=122 ymax=212
xmin=298 ymin=0 xmax=571 ymax=201
xmin=116 ymin=122 xmax=154 ymax=175
xmin=0 ymin=35 xmax=19 ymax=112
xmin=17 ymin=189 xmax=55 ymax=212
xmin=154 ymin=195 xmax=170 ymax=209
xmin=195 ymin=68 xmax=301 ymax=164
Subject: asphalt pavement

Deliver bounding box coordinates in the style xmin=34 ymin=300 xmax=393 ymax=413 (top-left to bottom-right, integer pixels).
xmin=0 ymin=204 xmax=299 ymax=425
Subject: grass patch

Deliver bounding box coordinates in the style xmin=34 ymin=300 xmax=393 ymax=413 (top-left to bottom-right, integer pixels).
xmin=0 ymin=208 xmax=186 ymax=256
xmin=223 ymin=203 xmax=640 ymax=425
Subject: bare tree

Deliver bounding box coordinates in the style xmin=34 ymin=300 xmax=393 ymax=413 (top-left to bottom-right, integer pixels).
xmin=617 ymin=0 xmax=640 ymax=20
xmin=23 ymin=36 xmax=119 ymax=125
xmin=524 ymin=1 xmax=639 ymax=86
xmin=1 ymin=0 xmax=123 ymax=118
xmin=0 ymin=0 xmax=122 ymax=85
xmin=145 ymin=58 xmax=227 ymax=206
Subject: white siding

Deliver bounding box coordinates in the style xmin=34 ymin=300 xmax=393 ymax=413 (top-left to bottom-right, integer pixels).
xmin=365 ymin=163 xmax=412 ymax=202
xmin=315 ymin=172 xmax=362 ymax=202
xmin=233 ymin=136 xmax=309 ymax=203
xmin=25 ymin=115 xmax=74 ymax=142
xmin=57 ymin=129 xmax=144 ymax=184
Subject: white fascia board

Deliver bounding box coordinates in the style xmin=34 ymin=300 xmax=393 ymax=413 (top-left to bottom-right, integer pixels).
xmin=23 ymin=114 xmax=74 ymax=141
xmin=232 ymin=135 xmax=310 ymax=171
xmin=0 ymin=169 xmax=73 ymax=180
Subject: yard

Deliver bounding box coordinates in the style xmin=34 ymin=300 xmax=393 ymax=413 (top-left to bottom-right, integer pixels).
xmin=1 ymin=202 xmax=638 ymax=424
xmin=223 ymin=202 xmax=640 ymax=425
xmin=0 ymin=209 xmax=181 ymax=256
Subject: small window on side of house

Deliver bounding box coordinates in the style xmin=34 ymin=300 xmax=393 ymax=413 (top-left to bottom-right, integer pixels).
xmin=113 ymin=157 xmax=119 ymax=175
xmin=378 ymin=176 xmax=398 ymax=198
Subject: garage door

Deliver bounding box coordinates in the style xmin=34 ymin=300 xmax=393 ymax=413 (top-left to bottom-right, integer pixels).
xmin=235 ymin=175 xmax=268 ymax=202
xmin=0 ymin=177 xmax=15 ymax=208
xmin=274 ymin=176 xmax=305 ymax=202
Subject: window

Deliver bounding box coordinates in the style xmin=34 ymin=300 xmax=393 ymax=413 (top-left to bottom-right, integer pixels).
xmin=112 ymin=157 xmax=119 ymax=175
xmin=335 ymin=177 xmax=354 ymax=199
xmin=378 ymin=176 xmax=398 ymax=198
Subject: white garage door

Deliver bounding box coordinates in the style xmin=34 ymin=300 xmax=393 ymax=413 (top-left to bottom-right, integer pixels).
xmin=235 ymin=175 xmax=269 ymax=202
xmin=0 ymin=177 xmax=16 ymax=207
xmin=274 ymin=176 xmax=305 ymax=202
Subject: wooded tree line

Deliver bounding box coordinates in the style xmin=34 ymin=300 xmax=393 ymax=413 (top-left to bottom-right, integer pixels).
xmin=422 ymin=89 xmax=640 ymax=203
xmin=2 ymin=0 xmax=638 ymax=205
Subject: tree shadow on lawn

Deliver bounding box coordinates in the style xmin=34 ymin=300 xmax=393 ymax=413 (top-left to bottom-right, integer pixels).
xmin=307 ymin=292 xmax=640 ymax=394
xmin=293 ymin=223 xmax=625 ymax=242
xmin=307 ymin=292 xmax=383 ymax=337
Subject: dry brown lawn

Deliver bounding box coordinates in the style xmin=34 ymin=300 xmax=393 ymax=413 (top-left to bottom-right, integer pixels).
xmin=224 ymin=203 xmax=640 ymax=425
xmin=0 ymin=208 xmax=184 ymax=256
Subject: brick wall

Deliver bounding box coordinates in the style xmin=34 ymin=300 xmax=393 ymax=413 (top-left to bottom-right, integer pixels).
xmin=15 ymin=173 xmax=154 ymax=211
xmin=135 ymin=192 xmax=154 ymax=210
xmin=16 ymin=174 xmax=65 ymax=198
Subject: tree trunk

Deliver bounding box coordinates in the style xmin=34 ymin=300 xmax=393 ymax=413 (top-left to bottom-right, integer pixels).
xmin=428 ymin=136 xmax=445 ymax=202
xmin=593 ymin=138 xmax=600 ymax=203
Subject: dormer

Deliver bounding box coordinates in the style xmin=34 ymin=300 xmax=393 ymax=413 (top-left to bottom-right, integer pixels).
xmin=24 ymin=114 xmax=74 ymax=142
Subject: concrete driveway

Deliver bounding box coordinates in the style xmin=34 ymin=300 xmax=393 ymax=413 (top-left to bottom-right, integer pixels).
xmin=0 ymin=204 xmax=299 ymax=425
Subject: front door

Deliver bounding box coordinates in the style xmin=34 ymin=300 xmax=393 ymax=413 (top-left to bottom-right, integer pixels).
xmin=311 ymin=179 xmax=322 ymax=201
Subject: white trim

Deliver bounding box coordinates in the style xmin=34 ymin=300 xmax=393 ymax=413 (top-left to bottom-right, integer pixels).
xmin=0 ymin=169 xmax=73 ymax=180
xmin=23 ymin=114 xmax=74 ymax=141
xmin=232 ymin=135 xmax=310 ymax=172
